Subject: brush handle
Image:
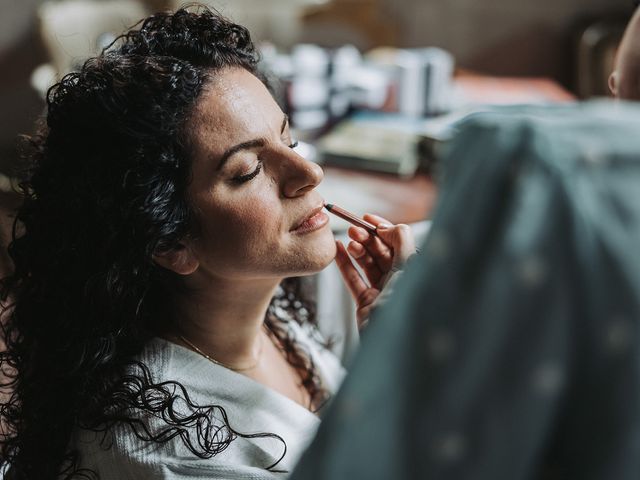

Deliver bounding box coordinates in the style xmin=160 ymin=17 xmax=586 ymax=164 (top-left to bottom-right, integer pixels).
xmin=324 ymin=203 xmax=378 ymax=236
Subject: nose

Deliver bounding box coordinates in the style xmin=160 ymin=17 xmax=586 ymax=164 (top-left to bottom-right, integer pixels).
xmin=277 ymin=146 xmax=324 ymax=198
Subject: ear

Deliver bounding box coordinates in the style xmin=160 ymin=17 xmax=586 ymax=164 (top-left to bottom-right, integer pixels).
xmin=152 ymin=243 xmax=199 ymax=276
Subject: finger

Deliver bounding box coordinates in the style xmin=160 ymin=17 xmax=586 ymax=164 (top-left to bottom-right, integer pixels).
xmin=346 ymin=239 xmax=366 ymax=259
xmin=348 ymin=224 xmax=392 ymax=255
xmin=355 ymin=288 xmax=380 ymax=330
xmin=363 ymin=213 xmax=395 ymax=258
xmin=365 ymin=235 xmax=394 ymax=270
xmin=347 ymin=225 xmax=370 ymax=243
xmin=362 ymin=213 xmax=393 ymax=228
xmin=348 ymin=225 xmax=393 ymax=271
xmin=347 ymin=241 xmax=385 ymax=286
xmin=347 ymin=211 xmax=394 ymax=239
xmin=334 ymin=240 xmax=369 ymax=299
xmin=376 ymin=223 xmax=416 ymax=267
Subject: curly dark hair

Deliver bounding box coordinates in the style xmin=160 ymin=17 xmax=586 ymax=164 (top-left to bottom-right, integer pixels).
xmin=0 ymin=6 xmax=329 ymax=479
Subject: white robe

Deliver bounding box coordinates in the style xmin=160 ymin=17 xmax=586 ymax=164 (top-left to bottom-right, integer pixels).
xmin=74 ymin=321 xmax=345 ymax=479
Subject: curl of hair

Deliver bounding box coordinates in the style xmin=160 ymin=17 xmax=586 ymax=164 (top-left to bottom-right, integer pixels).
xmin=0 ymin=7 xmax=326 ymax=479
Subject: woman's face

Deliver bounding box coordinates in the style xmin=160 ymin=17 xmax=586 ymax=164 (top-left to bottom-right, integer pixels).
xmin=183 ymin=67 xmax=336 ymax=282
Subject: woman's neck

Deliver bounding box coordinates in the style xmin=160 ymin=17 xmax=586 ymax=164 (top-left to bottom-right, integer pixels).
xmin=170 ymin=276 xmax=281 ymax=369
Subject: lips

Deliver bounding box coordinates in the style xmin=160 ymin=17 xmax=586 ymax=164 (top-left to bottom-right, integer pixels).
xmin=291 ymin=204 xmax=329 ymax=234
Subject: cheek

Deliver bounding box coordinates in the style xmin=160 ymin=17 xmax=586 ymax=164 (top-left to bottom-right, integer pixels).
xmin=203 ymin=191 xmax=283 ymax=255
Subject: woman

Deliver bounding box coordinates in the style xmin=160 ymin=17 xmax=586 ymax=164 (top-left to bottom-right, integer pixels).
xmin=0 ymin=6 xmax=414 ymax=480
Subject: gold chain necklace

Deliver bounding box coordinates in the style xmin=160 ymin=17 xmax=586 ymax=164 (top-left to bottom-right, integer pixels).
xmin=178 ymin=332 xmax=265 ymax=372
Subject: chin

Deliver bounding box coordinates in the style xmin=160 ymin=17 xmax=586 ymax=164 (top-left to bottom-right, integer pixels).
xmin=290 ymin=234 xmax=337 ymax=275
xmin=314 ymin=238 xmax=338 ymax=270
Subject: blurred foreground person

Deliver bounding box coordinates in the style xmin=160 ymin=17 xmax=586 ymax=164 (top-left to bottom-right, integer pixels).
xmin=292 ymin=102 xmax=640 ymax=480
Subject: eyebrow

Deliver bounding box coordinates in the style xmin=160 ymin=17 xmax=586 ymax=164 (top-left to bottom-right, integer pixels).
xmin=216 ymin=114 xmax=289 ymax=171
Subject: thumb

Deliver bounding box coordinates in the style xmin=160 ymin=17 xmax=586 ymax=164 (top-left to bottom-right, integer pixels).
xmin=376 ymin=223 xmax=415 ymax=266
xmin=375 ymin=222 xmax=401 ymax=246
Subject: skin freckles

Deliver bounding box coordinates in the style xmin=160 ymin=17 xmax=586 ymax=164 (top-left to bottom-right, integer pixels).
xmin=184 ymin=67 xmax=337 ymax=282
xmin=155 ymin=66 xmax=412 ymax=373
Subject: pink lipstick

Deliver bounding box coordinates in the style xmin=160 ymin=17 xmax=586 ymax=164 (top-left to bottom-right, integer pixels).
xmin=292 ymin=207 xmax=329 ymax=234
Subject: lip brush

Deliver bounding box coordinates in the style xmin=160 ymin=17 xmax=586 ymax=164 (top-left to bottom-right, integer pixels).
xmin=324 ymin=203 xmax=378 ymax=236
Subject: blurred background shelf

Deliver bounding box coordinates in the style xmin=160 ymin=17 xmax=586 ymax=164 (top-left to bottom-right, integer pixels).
xmin=0 ymin=0 xmax=629 ymax=196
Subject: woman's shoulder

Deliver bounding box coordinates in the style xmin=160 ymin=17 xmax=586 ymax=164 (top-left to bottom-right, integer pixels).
xmin=73 ymin=338 xmax=296 ymax=476
xmin=133 ymin=336 xmax=215 ymax=383
xmin=135 ymin=336 xmax=174 ymax=372
xmin=73 ymin=426 xmax=284 ymax=479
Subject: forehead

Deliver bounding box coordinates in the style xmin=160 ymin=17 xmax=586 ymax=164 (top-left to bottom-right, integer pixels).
xmin=189 ymin=68 xmax=283 ymax=157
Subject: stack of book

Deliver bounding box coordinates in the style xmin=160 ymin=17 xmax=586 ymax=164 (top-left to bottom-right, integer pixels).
xmin=315 ymin=110 xmax=466 ymax=178
xmin=315 ymin=75 xmax=575 ymax=178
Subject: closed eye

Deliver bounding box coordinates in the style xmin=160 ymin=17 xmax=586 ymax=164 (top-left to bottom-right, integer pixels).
xmin=232 ymin=140 xmax=296 ymax=184
xmin=232 ymin=161 xmax=263 ymax=184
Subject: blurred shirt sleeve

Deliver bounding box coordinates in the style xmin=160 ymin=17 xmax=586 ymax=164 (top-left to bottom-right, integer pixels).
xmin=291 ymin=101 xmax=640 ymax=480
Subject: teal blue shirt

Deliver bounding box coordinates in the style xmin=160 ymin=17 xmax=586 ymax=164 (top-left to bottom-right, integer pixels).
xmin=292 ymin=101 xmax=640 ymax=480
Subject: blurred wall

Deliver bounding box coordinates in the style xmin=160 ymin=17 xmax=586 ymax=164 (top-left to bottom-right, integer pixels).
xmin=0 ymin=0 xmax=164 ymax=175
xmin=0 ymin=0 xmax=635 ymax=176
xmin=187 ymin=0 xmax=330 ymax=50
xmin=383 ymin=0 xmax=632 ymax=85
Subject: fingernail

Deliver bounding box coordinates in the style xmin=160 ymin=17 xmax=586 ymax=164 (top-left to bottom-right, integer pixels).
xmin=377 ymin=223 xmax=392 ymax=230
